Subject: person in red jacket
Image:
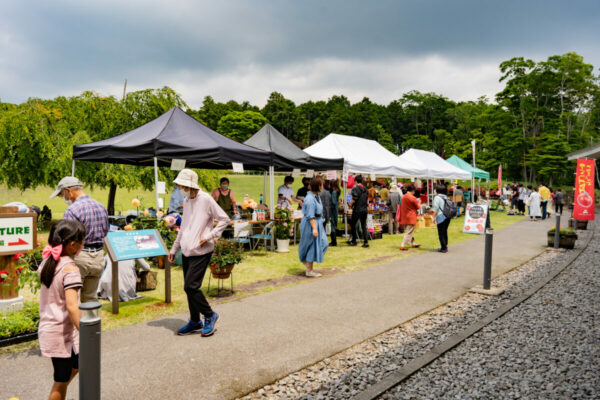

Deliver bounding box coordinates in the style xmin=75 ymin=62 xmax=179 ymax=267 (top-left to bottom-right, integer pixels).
xmin=399 ymin=184 xmax=421 ymax=251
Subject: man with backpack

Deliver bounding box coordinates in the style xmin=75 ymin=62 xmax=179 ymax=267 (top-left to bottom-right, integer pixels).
xmin=433 ymin=185 xmax=456 ymax=253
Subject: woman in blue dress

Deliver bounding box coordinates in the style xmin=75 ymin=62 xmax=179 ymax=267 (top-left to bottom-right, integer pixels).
xmin=298 ymin=177 xmax=329 ymax=277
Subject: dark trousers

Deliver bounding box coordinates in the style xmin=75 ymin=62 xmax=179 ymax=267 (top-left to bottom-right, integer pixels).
xmin=350 ymin=211 xmax=368 ymax=244
xmin=326 ymin=218 xmax=337 ymax=245
xmin=518 ymin=200 xmax=525 ymax=214
xmin=541 ymin=200 xmax=548 ymax=219
xmin=182 ymin=253 xmax=214 ymax=322
xmin=437 ymin=217 xmax=451 ymax=251
xmin=555 ymin=203 xmax=563 ymax=215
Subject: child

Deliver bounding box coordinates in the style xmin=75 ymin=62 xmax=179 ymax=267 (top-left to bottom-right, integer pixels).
xmin=38 ymin=219 xmax=86 ymax=400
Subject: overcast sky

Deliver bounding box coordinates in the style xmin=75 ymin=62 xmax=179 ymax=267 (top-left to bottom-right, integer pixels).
xmin=1 ymin=0 xmax=599 ymax=108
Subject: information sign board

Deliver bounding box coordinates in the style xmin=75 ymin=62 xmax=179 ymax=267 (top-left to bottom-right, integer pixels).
xmin=170 ymin=159 xmax=186 ymax=171
xmin=462 ymin=203 xmax=489 ymax=234
xmin=106 ymin=229 xmax=167 ymax=261
xmin=0 ymin=214 xmax=36 ymax=256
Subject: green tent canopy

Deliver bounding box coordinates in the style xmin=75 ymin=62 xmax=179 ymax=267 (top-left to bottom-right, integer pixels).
xmin=445 ymin=155 xmax=490 ymax=179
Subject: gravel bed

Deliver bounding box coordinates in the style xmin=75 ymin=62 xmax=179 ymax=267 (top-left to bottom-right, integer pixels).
xmin=385 ymin=224 xmax=599 ymax=399
xmin=239 ymin=227 xmax=593 ymax=400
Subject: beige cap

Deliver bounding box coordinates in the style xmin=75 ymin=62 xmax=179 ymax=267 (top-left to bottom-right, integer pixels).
xmin=173 ymin=169 xmax=200 ymax=189
xmin=50 ymin=176 xmax=83 ymax=198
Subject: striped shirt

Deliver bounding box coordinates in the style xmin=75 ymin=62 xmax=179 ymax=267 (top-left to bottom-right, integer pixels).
xmin=63 ymin=195 xmax=108 ymax=246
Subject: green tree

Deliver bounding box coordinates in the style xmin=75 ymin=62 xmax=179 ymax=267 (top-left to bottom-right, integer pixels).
xmin=217 ymin=110 xmax=268 ymax=142
xmin=261 ymin=92 xmax=296 ymax=137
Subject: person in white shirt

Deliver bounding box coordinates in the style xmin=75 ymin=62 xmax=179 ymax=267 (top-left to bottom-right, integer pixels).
xmin=168 ymin=169 xmax=230 ymax=337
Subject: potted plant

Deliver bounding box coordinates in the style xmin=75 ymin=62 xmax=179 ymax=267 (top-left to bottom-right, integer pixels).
xmin=274 ymin=207 xmax=292 ymax=252
xmin=209 ymin=239 xmax=243 ymax=279
xmin=547 ymin=227 xmax=578 ymax=249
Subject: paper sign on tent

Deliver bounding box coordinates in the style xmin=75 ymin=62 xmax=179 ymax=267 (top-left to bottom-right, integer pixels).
xmin=326 ymin=170 xmax=337 ymax=180
xmin=232 ymin=163 xmax=244 ymax=173
xmin=292 ymin=168 xmax=301 ymax=177
xmin=170 ymin=159 xmax=186 ymax=171
xmin=156 ymin=181 xmax=166 ymax=194
xmin=306 ymin=169 xmax=315 ymax=178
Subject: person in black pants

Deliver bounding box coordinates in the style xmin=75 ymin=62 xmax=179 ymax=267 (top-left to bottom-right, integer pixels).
xmin=347 ymin=175 xmax=369 ymax=248
xmin=554 ymin=188 xmax=564 ymax=215
xmin=433 ymin=185 xmax=451 ymax=253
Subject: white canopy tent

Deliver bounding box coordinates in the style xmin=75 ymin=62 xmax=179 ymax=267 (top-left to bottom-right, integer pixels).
xmin=304 ymin=133 xmax=420 ymax=176
xmin=398 ymin=148 xmax=473 ymax=207
xmin=397 ymin=149 xmax=472 ymax=180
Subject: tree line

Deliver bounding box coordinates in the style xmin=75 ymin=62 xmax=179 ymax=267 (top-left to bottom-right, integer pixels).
xmin=1 ymin=51 xmax=598 ymax=207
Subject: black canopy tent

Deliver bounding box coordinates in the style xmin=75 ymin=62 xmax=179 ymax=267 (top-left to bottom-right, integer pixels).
xmin=244 ymin=124 xmax=343 ymax=171
xmin=72 ymin=106 xmax=276 ymax=216
xmin=73 ymin=106 xmax=272 ymax=169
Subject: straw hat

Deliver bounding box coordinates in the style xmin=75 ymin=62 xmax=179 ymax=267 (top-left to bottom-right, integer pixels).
xmin=173 ymin=169 xmax=200 ymax=189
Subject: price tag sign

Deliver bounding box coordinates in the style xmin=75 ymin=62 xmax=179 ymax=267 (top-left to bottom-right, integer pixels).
xmin=326 ymin=170 xmax=337 ymax=180
xmin=232 ymin=163 xmax=244 ymax=173
xmin=306 ymin=169 xmax=315 ymax=178
xmin=170 ymin=159 xmax=186 ymax=171
xmin=370 ymin=173 xmax=376 ymax=181
xmin=157 ymin=181 xmax=166 ymax=194
xmin=292 ymin=168 xmax=301 ymax=177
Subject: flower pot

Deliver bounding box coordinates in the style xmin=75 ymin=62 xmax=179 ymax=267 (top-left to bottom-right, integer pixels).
xmin=575 ymin=220 xmax=588 ymax=230
xmin=547 ymin=233 xmax=578 ymax=249
xmin=276 ymin=239 xmax=290 ymax=253
xmin=210 ymin=264 xmax=235 ymax=279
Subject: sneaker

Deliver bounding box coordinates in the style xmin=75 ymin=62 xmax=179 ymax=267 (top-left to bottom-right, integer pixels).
xmin=362 ymin=243 xmax=369 ymax=248
xmin=437 ymin=248 xmax=448 ymax=253
xmin=346 ymin=241 xmax=357 ymax=246
xmin=399 ymin=246 xmax=409 ymax=251
xmin=305 ymin=270 xmax=322 ymax=277
xmin=412 ymin=244 xmax=421 ymax=248
xmin=201 ymin=312 xmax=219 ymax=337
xmin=177 ymin=320 xmax=203 ymax=336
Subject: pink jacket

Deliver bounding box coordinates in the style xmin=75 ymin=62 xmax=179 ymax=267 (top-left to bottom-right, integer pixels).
xmin=171 ymin=190 xmax=230 ymax=257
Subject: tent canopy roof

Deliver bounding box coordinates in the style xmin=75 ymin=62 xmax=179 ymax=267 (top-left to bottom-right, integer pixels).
xmin=445 ymin=155 xmax=490 ymax=179
xmin=73 ymin=106 xmax=272 ymax=169
xmin=397 ymin=149 xmax=472 ymax=180
xmin=244 ymin=124 xmax=343 ymax=170
xmin=304 ymin=133 xmax=419 ymax=177
xmin=567 ymin=141 xmax=600 ymax=160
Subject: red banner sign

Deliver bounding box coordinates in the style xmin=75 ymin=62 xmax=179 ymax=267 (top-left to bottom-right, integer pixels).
xmin=497 ymin=165 xmax=502 ymax=190
xmin=573 ymin=158 xmax=595 ymax=221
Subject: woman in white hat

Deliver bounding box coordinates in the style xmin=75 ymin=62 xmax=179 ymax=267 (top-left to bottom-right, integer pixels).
xmin=168 ymin=169 xmax=230 ymax=336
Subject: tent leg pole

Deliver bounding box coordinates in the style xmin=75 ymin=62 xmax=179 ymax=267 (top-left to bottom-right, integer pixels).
xmin=154 ymin=157 xmax=160 ymax=216
xmin=72 ymin=160 xmax=75 ymax=176
xmin=269 ymin=166 xmax=274 ymax=219
xmin=263 ymin=172 xmax=267 ymax=204
xmin=343 ymin=178 xmax=348 ymax=238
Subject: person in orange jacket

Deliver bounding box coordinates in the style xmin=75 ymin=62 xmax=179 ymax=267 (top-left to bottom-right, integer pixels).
xmin=399 ymin=184 xmax=421 ymax=251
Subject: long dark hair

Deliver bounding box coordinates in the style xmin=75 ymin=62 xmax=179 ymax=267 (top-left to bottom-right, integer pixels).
xmin=40 ymin=220 xmax=86 ymax=288
xmin=330 ymin=179 xmax=341 ymax=193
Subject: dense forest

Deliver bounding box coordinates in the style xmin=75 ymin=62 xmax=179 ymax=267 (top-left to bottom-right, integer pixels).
xmin=1 ymin=52 xmax=598 ymax=195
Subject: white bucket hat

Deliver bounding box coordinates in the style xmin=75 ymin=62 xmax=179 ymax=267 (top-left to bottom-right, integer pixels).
xmin=173 ymin=169 xmax=200 ymax=189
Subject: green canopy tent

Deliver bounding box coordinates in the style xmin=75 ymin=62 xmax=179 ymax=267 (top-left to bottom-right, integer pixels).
xmin=445 ymin=155 xmax=490 ymax=179
xmin=446 ymin=155 xmax=491 ymax=202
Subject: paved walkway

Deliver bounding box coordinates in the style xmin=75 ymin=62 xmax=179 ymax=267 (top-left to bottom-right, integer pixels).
xmin=1 ymin=214 xmax=567 ymax=400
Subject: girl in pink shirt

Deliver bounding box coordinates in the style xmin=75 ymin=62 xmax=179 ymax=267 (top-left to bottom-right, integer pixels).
xmin=38 ymin=219 xmax=86 ymax=400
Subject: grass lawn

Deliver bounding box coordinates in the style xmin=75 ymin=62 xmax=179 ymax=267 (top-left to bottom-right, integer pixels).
xmin=14 ymin=211 xmax=524 ymax=332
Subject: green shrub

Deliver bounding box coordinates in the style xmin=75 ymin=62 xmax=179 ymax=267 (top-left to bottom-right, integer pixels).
xmin=0 ymin=303 xmax=39 ymax=339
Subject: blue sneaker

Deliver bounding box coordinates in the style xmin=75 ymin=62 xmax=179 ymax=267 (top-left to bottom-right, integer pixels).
xmin=201 ymin=312 xmax=219 ymax=336
xmin=177 ymin=320 xmax=203 ymax=336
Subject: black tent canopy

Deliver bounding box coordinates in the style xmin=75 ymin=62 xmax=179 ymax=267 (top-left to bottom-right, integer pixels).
xmin=244 ymin=124 xmax=344 ymax=170
xmin=73 ymin=106 xmax=272 ymax=169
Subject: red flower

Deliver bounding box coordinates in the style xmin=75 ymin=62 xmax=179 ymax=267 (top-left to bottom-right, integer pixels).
xmin=0 ymin=270 xmax=9 ymax=281
xmin=16 ymin=266 xmax=25 ymax=275
xmin=13 ymin=253 xmax=23 ymax=261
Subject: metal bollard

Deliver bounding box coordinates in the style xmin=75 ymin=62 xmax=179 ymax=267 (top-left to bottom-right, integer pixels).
xmin=483 ymin=228 xmax=493 ymax=290
xmin=554 ymin=214 xmax=561 ymax=249
xmin=79 ymin=301 xmax=102 ymax=400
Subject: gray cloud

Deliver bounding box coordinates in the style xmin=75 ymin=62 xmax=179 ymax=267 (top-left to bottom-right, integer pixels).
xmin=1 ymin=0 xmax=599 ymax=106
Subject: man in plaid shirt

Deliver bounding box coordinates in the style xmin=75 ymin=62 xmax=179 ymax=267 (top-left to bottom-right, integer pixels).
xmin=51 ymin=176 xmax=108 ymax=302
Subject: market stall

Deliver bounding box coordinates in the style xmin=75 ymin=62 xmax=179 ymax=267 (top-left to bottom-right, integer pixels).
xmin=305 ymin=133 xmax=421 ymax=236
xmin=445 ymin=155 xmax=490 ymax=201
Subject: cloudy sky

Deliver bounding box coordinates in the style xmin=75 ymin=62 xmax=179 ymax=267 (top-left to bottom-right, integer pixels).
xmin=1 ymin=0 xmax=599 ymax=108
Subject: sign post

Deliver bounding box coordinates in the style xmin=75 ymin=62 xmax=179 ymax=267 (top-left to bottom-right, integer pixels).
xmin=0 ymin=207 xmax=37 ymax=312
xmin=462 ymin=203 xmax=490 ymax=234
xmin=104 ymin=229 xmax=169 ymax=314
